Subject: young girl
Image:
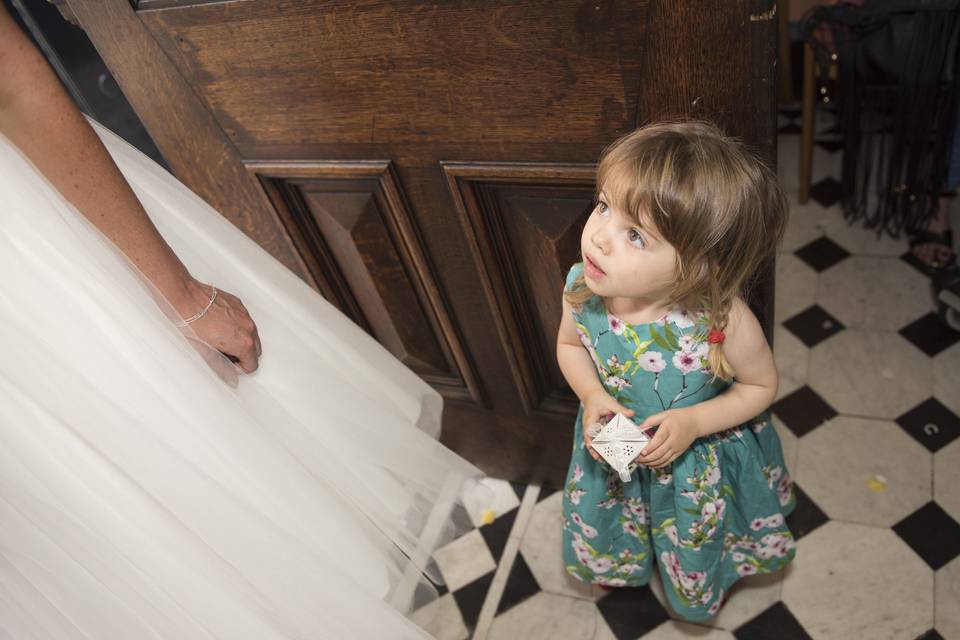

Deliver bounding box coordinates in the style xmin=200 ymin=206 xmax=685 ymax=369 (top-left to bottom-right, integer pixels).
xmin=557 ymin=120 xmax=795 ymax=621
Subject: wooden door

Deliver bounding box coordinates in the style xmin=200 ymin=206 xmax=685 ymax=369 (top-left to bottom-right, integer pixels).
xmin=62 ymin=0 xmax=779 ymax=485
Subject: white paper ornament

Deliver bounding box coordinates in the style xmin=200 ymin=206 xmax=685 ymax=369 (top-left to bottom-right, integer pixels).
xmin=591 ymin=412 xmax=651 ymax=482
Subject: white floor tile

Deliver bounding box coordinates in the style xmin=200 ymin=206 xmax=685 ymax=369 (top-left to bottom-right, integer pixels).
xmin=774 ymin=324 xmax=809 ymax=393
xmin=795 ymin=416 xmax=932 ymax=527
xmin=409 ymin=593 xmax=469 ymax=640
xmin=467 ymin=478 xmax=521 ymax=527
xmin=779 ymin=197 xmax=831 ymax=253
xmin=934 ymin=439 xmax=960 ymax=524
xmin=485 ymin=592 xmax=605 ymax=640
xmin=808 ymin=330 xmax=933 ymax=420
xmin=933 ymin=342 xmax=960 ymax=418
xmin=702 ymin=570 xmax=785 ymax=632
xmin=817 ymin=256 xmax=933 ymax=331
xmin=433 ymin=528 xmax=497 ymax=592
xmin=821 ymin=212 xmax=908 ymax=257
xmin=645 ymin=620 xmax=736 ymax=639
xmin=935 ymin=555 xmax=960 ymax=640
xmin=781 ymin=521 xmax=933 ymax=640
xmin=775 ymin=253 xmax=818 ymax=322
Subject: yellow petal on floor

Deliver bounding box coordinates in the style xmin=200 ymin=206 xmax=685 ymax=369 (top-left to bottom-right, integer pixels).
xmin=481 ymin=509 xmax=496 ymax=525
xmin=867 ymin=474 xmax=888 ymax=492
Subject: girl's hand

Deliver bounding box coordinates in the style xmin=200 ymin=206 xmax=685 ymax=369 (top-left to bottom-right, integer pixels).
xmin=582 ymin=389 xmax=635 ymax=463
xmin=634 ymin=407 xmax=701 ymax=469
xmin=170 ymin=278 xmax=262 ymax=380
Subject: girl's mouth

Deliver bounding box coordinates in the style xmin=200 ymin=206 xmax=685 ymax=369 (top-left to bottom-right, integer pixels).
xmin=584 ymin=255 xmax=606 ymax=280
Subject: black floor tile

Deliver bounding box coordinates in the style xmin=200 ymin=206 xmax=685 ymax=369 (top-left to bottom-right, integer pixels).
xmin=452 ymin=570 xmax=495 ymax=631
xmin=783 ymin=305 xmax=846 ymax=348
xmin=893 ymin=501 xmax=960 ymax=570
xmin=771 ymin=385 xmax=838 ymax=437
xmin=779 ymin=105 xmax=802 ymax=119
xmin=915 ymin=630 xmax=945 ymax=640
xmin=896 ymin=397 xmax=960 ymax=453
xmin=596 ymin=585 xmax=671 ymax=640
xmin=734 ymin=602 xmax=813 ymax=640
xmin=495 ymin=552 xmax=541 ymax=615
xmin=778 ymin=122 xmax=802 ymax=134
xmin=794 ymin=236 xmax=851 ymax=272
xmin=786 ymin=484 xmax=830 ymax=541
xmin=809 ymin=177 xmax=845 ymax=208
xmin=537 ymin=485 xmax=560 ymax=502
xmin=509 ymin=481 xmax=527 ymax=501
xmin=479 ymin=506 xmax=517 ymax=564
xmin=899 ymin=312 xmax=960 ymax=357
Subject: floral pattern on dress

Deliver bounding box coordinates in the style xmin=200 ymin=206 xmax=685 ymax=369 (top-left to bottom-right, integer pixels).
xmin=652 ymin=443 xmax=731 ymax=551
xmin=560 ymin=262 xmax=796 ymax=622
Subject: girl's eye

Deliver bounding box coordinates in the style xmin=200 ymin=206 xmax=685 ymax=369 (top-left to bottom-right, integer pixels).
xmin=628 ymin=228 xmax=645 ymax=247
xmin=595 ymin=201 xmax=609 ymax=215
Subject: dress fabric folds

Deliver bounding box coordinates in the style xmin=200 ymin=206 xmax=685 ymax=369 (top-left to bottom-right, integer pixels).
xmin=0 ymin=119 xmax=482 ymax=639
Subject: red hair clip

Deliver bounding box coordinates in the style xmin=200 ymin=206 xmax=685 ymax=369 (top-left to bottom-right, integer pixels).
xmin=707 ymin=329 xmax=725 ymax=344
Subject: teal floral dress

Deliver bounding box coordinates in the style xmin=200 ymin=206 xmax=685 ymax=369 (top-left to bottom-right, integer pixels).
xmin=561 ymin=262 xmax=796 ymax=621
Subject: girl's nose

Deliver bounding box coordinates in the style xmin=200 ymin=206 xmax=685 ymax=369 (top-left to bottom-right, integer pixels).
xmin=591 ymin=229 xmax=610 ymax=255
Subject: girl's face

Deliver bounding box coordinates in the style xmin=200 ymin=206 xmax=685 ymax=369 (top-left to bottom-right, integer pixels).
xmin=580 ymin=192 xmax=679 ymax=306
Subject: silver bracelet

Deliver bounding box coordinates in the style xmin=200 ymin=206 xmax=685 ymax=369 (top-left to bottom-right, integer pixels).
xmin=175 ymin=284 xmax=217 ymax=327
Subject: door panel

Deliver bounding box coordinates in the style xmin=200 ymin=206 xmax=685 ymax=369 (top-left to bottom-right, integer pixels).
xmin=443 ymin=163 xmax=593 ymax=417
xmin=250 ymin=160 xmax=483 ymax=403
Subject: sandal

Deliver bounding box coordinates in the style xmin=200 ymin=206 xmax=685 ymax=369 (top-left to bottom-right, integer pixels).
xmin=908 ymin=229 xmax=956 ymax=276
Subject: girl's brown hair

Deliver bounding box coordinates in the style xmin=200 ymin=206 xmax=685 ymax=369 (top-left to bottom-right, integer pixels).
xmin=565 ymin=120 xmax=788 ymax=381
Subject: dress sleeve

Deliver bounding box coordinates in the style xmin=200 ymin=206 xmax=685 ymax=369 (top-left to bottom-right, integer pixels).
xmin=564 ymin=261 xmax=585 ymax=293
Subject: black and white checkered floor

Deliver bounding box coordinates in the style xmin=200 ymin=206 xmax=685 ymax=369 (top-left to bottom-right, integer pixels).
xmin=412 ymin=112 xmax=960 ymax=640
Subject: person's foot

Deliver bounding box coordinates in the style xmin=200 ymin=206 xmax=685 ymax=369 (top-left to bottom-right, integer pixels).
xmin=910 ymin=196 xmax=955 ymax=273
xmin=911 ymin=230 xmax=955 ymax=271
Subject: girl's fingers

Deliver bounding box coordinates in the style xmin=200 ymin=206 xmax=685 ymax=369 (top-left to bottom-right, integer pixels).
xmin=639 ymin=410 xmax=667 ymax=429
xmin=606 ymin=401 xmax=634 ymax=417
xmin=639 ymin=427 xmax=669 ymax=458
xmin=645 ymin=450 xmax=673 ymax=468
xmin=583 ymin=427 xmax=598 ymax=461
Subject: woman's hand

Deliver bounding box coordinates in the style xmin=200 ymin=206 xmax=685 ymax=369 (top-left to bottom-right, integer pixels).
xmin=582 ymin=389 xmax=635 ymax=463
xmin=170 ymin=278 xmax=262 ymax=380
xmin=634 ymin=407 xmax=701 ymax=469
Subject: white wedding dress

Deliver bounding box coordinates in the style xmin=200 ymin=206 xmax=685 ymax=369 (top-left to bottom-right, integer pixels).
xmin=0 ymin=118 xmax=485 ymax=639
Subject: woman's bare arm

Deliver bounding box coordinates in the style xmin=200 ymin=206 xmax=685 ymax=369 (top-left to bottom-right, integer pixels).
xmin=0 ymin=6 xmax=261 ymax=373
xmin=0 ymin=7 xmax=201 ymax=309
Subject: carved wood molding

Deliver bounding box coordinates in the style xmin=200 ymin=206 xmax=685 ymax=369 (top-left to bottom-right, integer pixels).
xmin=248 ymin=159 xmax=484 ymax=405
xmin=443 ymin=162 xmax=595 ymax=417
